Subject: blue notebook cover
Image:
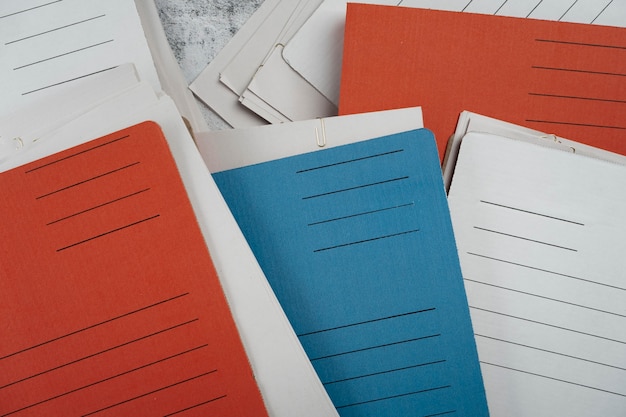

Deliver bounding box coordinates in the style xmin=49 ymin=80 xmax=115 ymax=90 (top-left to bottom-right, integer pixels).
xmin=213 ymin=129 xmax=488 ymax=417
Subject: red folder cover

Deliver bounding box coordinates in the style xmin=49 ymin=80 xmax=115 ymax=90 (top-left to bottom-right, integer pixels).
xmin=339 ymin=4 xmax=626 ymax=160
xmin=0 ymin=122 xmax=268 ymax=417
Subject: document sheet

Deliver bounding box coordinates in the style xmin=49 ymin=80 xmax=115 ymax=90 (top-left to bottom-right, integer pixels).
xmin=448 ymin=132 xmax=626 ymax=416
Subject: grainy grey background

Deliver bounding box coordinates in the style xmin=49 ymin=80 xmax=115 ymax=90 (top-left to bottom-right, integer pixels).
xmin=154 ymin=0 xmax=265 ymax=130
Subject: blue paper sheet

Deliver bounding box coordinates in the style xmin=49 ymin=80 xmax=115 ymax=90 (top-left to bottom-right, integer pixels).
xmin=213 ymin=129 xmax=489 ymax=417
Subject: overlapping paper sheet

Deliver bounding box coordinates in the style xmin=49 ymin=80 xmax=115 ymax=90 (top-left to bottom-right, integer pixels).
xmin=189 ymin=0 xmax=337 ymax=127
xmin=197 ymin=108 xmax=490 ymax=417
xmin=0 ymin=0 xmax=207 ymax=133
xmin=0 ymin=65 xmax=338 ymax=417
xmin=285 ymin=0 xmax=626 ymax=108
xmin=447 ymin=119 xmax=626 ymax=416
xmin=339 ymin=3 xmax=626 ymax=160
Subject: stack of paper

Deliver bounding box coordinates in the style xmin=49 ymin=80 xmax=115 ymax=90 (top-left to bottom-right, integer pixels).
xmin=195 ymin=108 xmax=490 ymax=416
xmin=447 ymin=114 xmax=626 ymax=416
xmin=0 ymin=3 xmax=340 ymax=416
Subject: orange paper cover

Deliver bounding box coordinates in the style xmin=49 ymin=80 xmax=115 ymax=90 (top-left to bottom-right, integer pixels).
xmin=0 ymin=122 xmax=268 ymax=417
xmin=339 ymin=4 xmax=626 ymax=160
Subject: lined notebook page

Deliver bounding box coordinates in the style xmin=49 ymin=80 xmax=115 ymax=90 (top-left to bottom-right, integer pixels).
xmin=212 ymin=129 xmax=488 ymax=417
xmin=448 ymin=132 xmax=626 ymax=416
xmin=0 ymin=0 xmax=159 ymax=117
xmin=0 ymin=122 xmax=268 ymax=416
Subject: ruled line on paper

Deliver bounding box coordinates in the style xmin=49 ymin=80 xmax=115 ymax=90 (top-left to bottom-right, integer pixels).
xmin=0 ymin=318 xmax=199 ymax=390
xmin=467 ymin=252 xmax=626 ymax=291
xmin=0 ymin=293 xmax=190 ymax=360
xmin=323 ymin=359 xmax=446 ymax=385
xmin=296 ymin=149 xmax=404 ymax=174
xmin=298 ymin=308 xmax=436 ymax=337
xmin=335 ymin=385 xmax=451 ymax=409
xmin=480 ymin=200 xmax=584 ymax=225
xmin=591 ymin=0 xmax=614 ymax=23
xmin=307 ymin=202 xmax=415 ymax=226
xmin=25 ymin=134 xmax=129 ymax=173
xmin=81 ymin=370 xmax=220 ymax=417
xmin=473 ymin=226 xmax=577 ymax=252
xmin=5 ymin=14 xmax=106 ymax=45
xmin=535 ymin=38 xmax=626 ymax=50
xmin=476 ymin=333 xmax=626 ymax=371
xmin=162 ymin=395 xmax=228 ymax=417
xmin=36 ymin=162 xmax=140 ymax=199
xmin=531 ymin=65 xmax=626 ymax=78
xmin=309 ymin=334 xmax=441 ymax=361
xmin=13 ymin=39 xmax=114 ymax=70
xmin=526 ymin=119 xmax=626 ymax=131
xmin=47 ymin=188 xmax=151 ymax=225
xmin=528 ymin=92 xmax=626 ymax=105
xmin=470 ymin=306 xmax=626 ymax=345
xmin=56 ymin=214 xmax=160 ymax=252
xmin=480 ymin=361 xmax=626 ymax=397
xmin=465 ymin=278 xmax=626 ymax=318
xmin=314 ymin=229 xmax=419 ymax=253
xmin=22 ymin=66 xmax=117 ymax=96
xmin=302 ymin=176 xmax=409 ymax=200
xmin=2 ymin=344 xmax=209 ymax=417
xmin=0 ymin=1 xmax=63 ymax=20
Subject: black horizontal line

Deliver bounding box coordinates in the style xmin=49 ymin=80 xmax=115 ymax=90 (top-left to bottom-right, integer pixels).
xmin=163 ymin=395 xmax=228 ymax=416
xmin=36 ymin=162 xmax=140 ymax=199
xmin=476 ymin=333 xmax=626 ymax=372
xmin=336 ymin=385 xmax=450 ymax=409
xmin=2 ymin=344 xmax=208 ymax=416
xmin=0 ymin=293 xmax=189 ymax=360
xmin=310 ymin=334 xmax=440 ymax=361
xmin=465 ymin=279 xmax=626 ymax=318
xmin=314 ymin=229 xmax=419 ymax=252
xmin=424 ymin=411 xmax=456 ymax=417
xmin=0 ymin=0 xmax=62 ymax=19
xmin=57 ymin=214 xmax=160 ymax=251
xmin=308 ymin=202 xmax=414 ymax=226
xmin=14 ymin=39 xmax=114 ymax=70
xmin=480 ymin=200 xmax=584 ymax=225
xmin=468 ymin=252 xmax=626 ymax=291
xmin=47 ymin=188 xmax=151 ymax=225
xmin=302 ymin=176 xmax=409 ymax=200
xmin=323 ymin=360 xmax=446 ymax=385
xmin=296 ymin=150 xmax=404 ymax=173
xmin=298 ymin=308 xmax=435 ymax=337
xmin=81 ymin=370 xmax=218 ymax=417
xmin=5 ymin=14 xmax=106 ymax=45
xmin=0 ymin=319 xmax=198 ymax=390
xmin=474 ymin=226 xmax=577 ymax=252
xmin=26 ymin=134 xmax=130 ymax=173
xmin=470 ymin=306 xmax=626 ymax=345
xmin=535 ymin=38 xmax=626 ymax=50
xmin=481 ymin=361 xmax=626 ymax=397
xmin=529 ymin=92 xmax=626 ymax=104
xmin=532 ymin=65 xmax=626 ymax=78
xmin=526 ymin=119 xmax=626 ymax=130
xmin=22 ymin=66 xmax=117 ymax=95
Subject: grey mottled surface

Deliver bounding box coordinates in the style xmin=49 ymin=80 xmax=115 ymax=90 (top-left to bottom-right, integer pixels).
xmin=154 ymin=0 xmax=264 ymax=130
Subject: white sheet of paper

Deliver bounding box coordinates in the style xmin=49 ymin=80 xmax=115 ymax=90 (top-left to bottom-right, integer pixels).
xmin=188 ymin=0 xmax=280 ymax=128
xmin=284 ymin=0 xmax=626 ymax=106
xmin=0 ymin=77 xmax=339 ymax=417
xmin=0 ymin=0 xmax=160 ymax=118
xmin=447 ymin=131 xmax=626 ymax=417
xmin=196 ymin=106 xmax=423 ymax=172
xmin=442 ymin=111 xmax=626 ymax=190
